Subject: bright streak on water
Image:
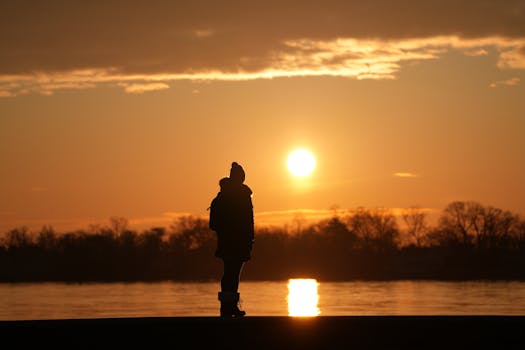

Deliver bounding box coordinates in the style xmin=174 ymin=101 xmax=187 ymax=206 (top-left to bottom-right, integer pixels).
xmin=287 ymin=279 xmax=320 ymax=317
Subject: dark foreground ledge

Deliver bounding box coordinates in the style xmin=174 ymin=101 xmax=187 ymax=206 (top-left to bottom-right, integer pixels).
xmin=1 ymin=316 xmax=524 ymax=349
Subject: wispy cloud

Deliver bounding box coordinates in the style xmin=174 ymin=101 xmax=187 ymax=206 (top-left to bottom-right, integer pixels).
xmin=489 ymin=77 xmax=521 ymax=88
xmin=0 ymin=207 xmax=441 ymax=232
xmin=127 ymin=217 xmax=175 ymax=228
xmin=0 ymin=90 xmax=15 ymax=97
xmin=463 ymin=48 xmax=489 ymax=57
xmin=162 ymin=212 xmax=196 ymax=219
xmin=193 ymin=29 xmax=214 ymax=39
xmin=498 ymin=46 xmax=525 ymax=69
xmin=255 ymin=206 xmax=438 ymax=227
xmin=1 ymin=36 xmax=524 ymax=97
xmin=0 ymin=212 xmax=197 ymax=233
xmin=393 ymin=172 xmax=420 ymax=178
xmin=0 ymin=216 xmax=99 ymax=233
xmin=118 ymin=82 xmax=170 ymax=94
xmin=255 ymin=209 xmax=335 ymax=226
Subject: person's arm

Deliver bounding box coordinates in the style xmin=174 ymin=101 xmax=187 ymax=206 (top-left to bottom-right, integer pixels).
xmin=249 ymin=197 xmax=255 ymax=243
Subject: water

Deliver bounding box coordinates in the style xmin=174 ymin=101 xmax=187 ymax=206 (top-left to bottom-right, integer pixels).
xmin=1 ymin=280 xmax=525 ymax=320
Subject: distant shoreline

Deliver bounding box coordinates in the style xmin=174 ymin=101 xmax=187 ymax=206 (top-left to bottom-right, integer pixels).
xmin=2 ymin=276 xmax=525 ymax=283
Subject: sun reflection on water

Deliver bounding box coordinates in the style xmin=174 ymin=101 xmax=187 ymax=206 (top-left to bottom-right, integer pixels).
xmin=287 ymin=278 xmax=320 ymax=317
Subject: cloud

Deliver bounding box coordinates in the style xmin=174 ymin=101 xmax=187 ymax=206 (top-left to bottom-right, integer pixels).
xmin=118 ymin=82 xmax=170 ymax=94
xmin=0 ymin=216 xmax=98 ymax=233
xmin=255 ymin=207 xmax=439 ymax=228
xmin=256 ymin=209 xmax=335 ymax=226
xmin=1 ymin=0 xmax=525 ymax=95
xmin=162 ymin=212 xmax=195 ymax=219
xmin=489 ymin=77 xmax=521 ymax=88
xmin=0 ymin=90 xmax=15 ymax=97
xmin=0 ymin=72 xmax=97 ymax=97
xmin=127 ymin=216 xmax=176 ymax=228
xmin=393 ymin=172 xmax=420 ymax=178
xmin=463 ymin=48 xmax=489 ymax=57
xmin=0 ymin=212 xmax=198 ymax=233
xmin=498 ymin=46 xmax=525 ymax=69
xmin=193 ymin=29 xmax=214 ymax=39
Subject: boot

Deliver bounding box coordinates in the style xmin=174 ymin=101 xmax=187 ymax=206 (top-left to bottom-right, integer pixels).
xmin=218 ymin=291 xmax=246 ymax=317
xmin=231 ymin=292 xmax=246 ymax=317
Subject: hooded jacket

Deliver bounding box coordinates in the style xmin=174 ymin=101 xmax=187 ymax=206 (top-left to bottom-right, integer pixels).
xmin=214 ymin=176 xmax=254 ymax=261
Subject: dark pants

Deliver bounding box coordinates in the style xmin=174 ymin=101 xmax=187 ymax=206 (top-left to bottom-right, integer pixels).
xmin=221 ymin=258 xmax=245 ymax=293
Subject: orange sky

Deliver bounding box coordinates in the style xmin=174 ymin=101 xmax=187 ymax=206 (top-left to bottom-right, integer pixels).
xmin=1 ymin=1 xmax=524 ymax=232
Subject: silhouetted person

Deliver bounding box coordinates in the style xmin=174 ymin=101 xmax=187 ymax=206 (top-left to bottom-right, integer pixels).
xmin=209 ymin=162 xmax=254 ymax=317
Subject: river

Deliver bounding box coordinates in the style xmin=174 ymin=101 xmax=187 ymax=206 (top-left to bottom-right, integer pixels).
xmin=2 ymin=280 xmax=525 ymax=320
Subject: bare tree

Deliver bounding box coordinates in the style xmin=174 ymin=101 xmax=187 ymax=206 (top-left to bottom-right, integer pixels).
xmin=475 ymin=206 xmax=518 ymax=250
xmin=347 ymin=207 xmax=374 ymax=248
xmin=109 ymin=216 xmax=129 ymax=237
xmin=438 ymin=201 xmax=484 ymax=247
xmin=347 ymin=207 xmax=399 ymax=251
xmin=438 ymin=201 xmax=519 ymax=249
xmin=401 ymin=206 xmax=428 ymax=247
xmin=36 ymin=225 xmax=57 ymax=251
xmin=169 ymin=215 xmax=214 ymax=250
xmin=292 ymin=211 xmax=307 ymax=235
xmin=3 ymin=227 xmax=33 ymax=248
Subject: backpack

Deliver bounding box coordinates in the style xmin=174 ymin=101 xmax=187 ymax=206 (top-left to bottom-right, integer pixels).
xmin=208 ymin=192 xmax=225 ymax=231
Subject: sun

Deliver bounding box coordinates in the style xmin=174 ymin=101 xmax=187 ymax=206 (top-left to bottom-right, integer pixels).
xmin=287 ymin=149 xmax=316 ymax=177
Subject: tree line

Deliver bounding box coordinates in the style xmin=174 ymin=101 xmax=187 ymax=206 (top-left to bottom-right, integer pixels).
xmin=1 ymin=201 xmax=524 ymax=282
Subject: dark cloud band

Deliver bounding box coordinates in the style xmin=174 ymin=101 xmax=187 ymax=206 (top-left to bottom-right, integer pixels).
xmin=1 ymin=0 xmax=524 ymax=95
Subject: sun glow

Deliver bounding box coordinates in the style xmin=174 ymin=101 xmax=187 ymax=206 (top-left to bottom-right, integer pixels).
xmin=287 ymin=149 xmax=316 ymax=177
xmin=287 ymin=278 xmax=320 ymax=317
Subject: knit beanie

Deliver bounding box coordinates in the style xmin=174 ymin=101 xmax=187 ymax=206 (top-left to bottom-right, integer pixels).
xmin=230 ymin=162 xmax=245 ymax=183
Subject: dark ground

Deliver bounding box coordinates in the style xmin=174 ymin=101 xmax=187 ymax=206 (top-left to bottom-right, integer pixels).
xmin=1 ymin=316 xmax=524 ymax=349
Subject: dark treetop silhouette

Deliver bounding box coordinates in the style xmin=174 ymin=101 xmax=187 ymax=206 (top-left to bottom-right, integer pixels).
xmin=1 ymin=200 xmax=525 ymax=282
xmin=209 ymin=162 xmax=255 ymax=317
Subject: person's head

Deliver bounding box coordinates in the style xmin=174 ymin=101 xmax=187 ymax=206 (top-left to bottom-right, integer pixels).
xmin=229 ymin=162 xmax=245 ymax=184
xmin=219 ymin=177 xmax=230 ymax=190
